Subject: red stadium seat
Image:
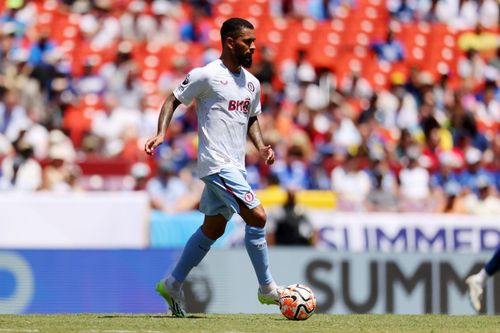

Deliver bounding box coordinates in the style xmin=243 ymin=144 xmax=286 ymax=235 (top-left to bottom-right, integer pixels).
xmin=62 ymin=105 xmax=93 ymax=147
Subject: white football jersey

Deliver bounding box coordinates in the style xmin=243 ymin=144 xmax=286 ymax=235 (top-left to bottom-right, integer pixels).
xmin=173 ymin=59 xmax=261 ymax=178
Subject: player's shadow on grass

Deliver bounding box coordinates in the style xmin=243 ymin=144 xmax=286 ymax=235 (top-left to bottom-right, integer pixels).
xmin=97 ymin=314 xmax=210 ymax=319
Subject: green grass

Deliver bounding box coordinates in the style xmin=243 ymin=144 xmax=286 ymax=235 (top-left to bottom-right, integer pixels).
xmin=0 ymin=314 xmax=499 ymax=333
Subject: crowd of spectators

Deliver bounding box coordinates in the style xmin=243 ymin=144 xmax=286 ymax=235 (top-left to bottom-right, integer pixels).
xmin=0 ymin=0 xmax=498 ymax=215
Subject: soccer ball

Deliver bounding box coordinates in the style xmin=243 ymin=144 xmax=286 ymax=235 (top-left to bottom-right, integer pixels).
xmin=278 ymin=284 xmax=317 ymax=320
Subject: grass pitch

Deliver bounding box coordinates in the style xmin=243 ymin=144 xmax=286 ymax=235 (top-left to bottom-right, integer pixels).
xmin=1 ymin=314 xmax=499 ymax=333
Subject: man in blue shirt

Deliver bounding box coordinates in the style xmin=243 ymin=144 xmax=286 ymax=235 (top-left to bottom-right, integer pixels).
xmin=371 ymin=30 xmax=405 ymax=63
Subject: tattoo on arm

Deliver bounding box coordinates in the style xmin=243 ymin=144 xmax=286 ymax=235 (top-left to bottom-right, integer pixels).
xmin=247 ymin=116 xmax=266 ymax=149
xmin=157 ymin=93 xmax=181 ymax=136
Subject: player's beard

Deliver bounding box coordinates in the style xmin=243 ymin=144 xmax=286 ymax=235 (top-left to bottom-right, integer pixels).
xmin=237 ymin=51 xmax=253 ymax=68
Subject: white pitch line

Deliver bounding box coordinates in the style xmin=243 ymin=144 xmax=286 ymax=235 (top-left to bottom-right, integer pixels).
xmin=0 ymin=329 xmax=40 ymax=333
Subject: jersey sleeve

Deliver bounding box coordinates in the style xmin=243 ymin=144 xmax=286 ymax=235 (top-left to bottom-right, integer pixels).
xmin=173 ymin=67 xmax=207 ymax=106
xmin=249 ymin=80 xmax=262 ymax=117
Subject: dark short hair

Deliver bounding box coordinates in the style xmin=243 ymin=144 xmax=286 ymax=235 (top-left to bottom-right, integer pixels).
xmin=220 ymin=18 xmax=254 ymax=41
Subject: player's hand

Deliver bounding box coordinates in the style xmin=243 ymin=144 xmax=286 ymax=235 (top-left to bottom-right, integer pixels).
xmin=144 ymin=135 xmax=164 ymax=156
xmin=260 ymin=145 xmax=275 ymax=165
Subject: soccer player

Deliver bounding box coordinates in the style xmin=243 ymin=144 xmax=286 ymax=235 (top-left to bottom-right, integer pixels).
xmin=466 ymin=248 xmax=500 ymax=313
xmin=144 ymin=17 xmax=280 ymax=317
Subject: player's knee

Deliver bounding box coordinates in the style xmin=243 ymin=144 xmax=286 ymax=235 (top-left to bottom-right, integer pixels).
xmin=252 ymin=209 xmax=267 ymax=228
xmin=207 ymin=227 xmax=225 ymax=240
xmin=202 ymin=222 xmax=227 ymax=240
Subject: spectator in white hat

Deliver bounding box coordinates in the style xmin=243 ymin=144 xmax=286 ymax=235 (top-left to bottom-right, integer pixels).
xmin=463 ymin=175 xmax=500 ymax=216
xmin=430 ymin=150 xmax=461 ymax=190
xmin=458 ymin=147 xmax=493 ymax=194
xmin=42 ymin=144 xmax=79 ymax=192
xmin=398 ymin=145 xmax=432 ymax=211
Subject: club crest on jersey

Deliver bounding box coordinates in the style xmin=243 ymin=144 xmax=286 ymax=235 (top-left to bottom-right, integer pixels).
xmin=244 ymin=191 xmax=254 ymax=202
xmin=228 ymin=98 xmax=250 ymax=113
xmin=182 ymin=74 xmax=190 ymax=85
xmin=247 ymin=82 xmax=255 ymax=92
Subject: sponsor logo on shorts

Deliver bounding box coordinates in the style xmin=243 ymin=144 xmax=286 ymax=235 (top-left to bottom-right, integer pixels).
xmin=244 ymin=192 xmax=254 ymax=202
xmin=182 ymin=74 xmax=190 ymax=85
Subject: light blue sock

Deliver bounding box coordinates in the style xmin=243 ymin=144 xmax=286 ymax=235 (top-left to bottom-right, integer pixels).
xmin=245 ymin=225 xmax=274 ymax=286
xmin=171 ymin=227 xmax=215 ymax=283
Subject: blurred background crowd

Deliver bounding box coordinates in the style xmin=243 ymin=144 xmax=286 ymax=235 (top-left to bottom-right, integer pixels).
xmin=0 ymin=0 xmax=498 ymax=215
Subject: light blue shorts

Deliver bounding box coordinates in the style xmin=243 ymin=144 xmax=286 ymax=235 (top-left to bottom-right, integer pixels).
xmin=199 ymin=168 xmax=261 ymax=221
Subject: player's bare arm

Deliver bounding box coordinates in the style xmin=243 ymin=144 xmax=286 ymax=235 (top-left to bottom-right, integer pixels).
xmin=248 ymin=116 xmax=275 ymax=165
xmin=144 ymin=92 xmax=182 ymax=155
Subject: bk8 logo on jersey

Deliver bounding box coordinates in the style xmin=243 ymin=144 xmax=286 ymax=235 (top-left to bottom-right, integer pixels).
xmin=278 ymin=284 xmax=317 ymax=321
xmin=228 ymin=99 xmax=250 ymax=113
